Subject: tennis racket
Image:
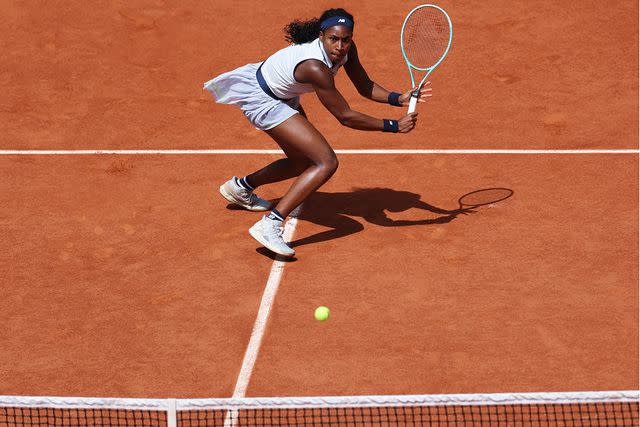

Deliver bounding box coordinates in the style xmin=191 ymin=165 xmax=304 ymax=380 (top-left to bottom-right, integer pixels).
xmin=401 ymin=4 xmax=453 ymax=113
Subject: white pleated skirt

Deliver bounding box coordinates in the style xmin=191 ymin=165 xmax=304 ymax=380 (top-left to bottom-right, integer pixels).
xmin=203 ymin=62 xmax=300 ymax=131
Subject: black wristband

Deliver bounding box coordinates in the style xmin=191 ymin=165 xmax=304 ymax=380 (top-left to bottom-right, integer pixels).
xmin=388 ymin=92 xmax=402 ymax=107
xmin=382 ymin=119 xmax=399 ymax=133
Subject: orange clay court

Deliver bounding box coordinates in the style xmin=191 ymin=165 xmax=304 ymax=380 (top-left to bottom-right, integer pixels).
xmin=0 ymin=0 xmax=638 ymax=426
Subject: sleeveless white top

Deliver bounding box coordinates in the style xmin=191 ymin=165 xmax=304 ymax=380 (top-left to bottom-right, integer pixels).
xmin=260 ymin=38 xmax=348 ymax=99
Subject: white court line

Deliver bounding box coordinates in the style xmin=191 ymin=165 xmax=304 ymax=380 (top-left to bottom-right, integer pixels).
xmin=0 ymin=149 xmax=638 ymax=155
xmin=232 ymin=207 xmax=302 ymax=398
xmin=223 ymin=209 xmax=302 ymax=427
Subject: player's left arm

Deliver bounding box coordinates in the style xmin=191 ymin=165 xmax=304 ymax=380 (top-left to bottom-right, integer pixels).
xmin=344 ymin=42 xmax=431 ymax=106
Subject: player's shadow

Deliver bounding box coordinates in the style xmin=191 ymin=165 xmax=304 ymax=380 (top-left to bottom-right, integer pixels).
xmin=287 ymin=187 xmax=474 ymax=248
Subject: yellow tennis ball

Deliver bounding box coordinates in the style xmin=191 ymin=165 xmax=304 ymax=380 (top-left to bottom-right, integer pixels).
xmin=314 ymin=306 xmax=330 ymax=321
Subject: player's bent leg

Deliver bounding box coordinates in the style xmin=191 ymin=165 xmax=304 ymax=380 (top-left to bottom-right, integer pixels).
xmin=245 ymin=123 xmax=314 ymax=187
xmin=264 ymin=114 xmax=339 ymax=217
xmin=219 ymin=140 xmax=310 ymax=211
xmin=245 ymin=157 xmax=310 ymax=188
xmin=247 ymin=114 xmax=337 ymax=257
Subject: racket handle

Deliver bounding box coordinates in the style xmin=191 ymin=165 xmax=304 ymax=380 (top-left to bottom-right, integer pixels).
xmin=407 ymin=93 xmax=418 ymax=113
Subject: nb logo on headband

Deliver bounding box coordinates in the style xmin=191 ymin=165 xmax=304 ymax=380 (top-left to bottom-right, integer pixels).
xmin=338 ymin=19 xmax=345 ymax=22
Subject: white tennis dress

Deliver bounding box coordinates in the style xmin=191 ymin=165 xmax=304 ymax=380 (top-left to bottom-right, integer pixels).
xmin=203 ymin=38 xmax=348 ymax=130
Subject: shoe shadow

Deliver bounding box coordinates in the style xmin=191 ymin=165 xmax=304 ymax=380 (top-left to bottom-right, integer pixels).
xmin=288 ymin=187 xmax=486 ymax=248
xmin=255 ymin=247 xmax=298 ymax=262
xmin=226 ymin=203 xmax=275 ymax=211
xmin=225 ymin=203 xmax=245 ymax=211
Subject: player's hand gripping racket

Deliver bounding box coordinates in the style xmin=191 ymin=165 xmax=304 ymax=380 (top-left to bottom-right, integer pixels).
xmin=401 ymin=4 xmax=453 ymax=113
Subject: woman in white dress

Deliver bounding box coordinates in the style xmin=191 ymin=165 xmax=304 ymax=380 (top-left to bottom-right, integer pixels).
xmin=204 ymin=8 xmax=431 ymax=257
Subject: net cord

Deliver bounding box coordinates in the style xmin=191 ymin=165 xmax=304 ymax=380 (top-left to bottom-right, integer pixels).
xmin=1 ymin=390 xmax=638 ymax=414
xmin=175 ymin=390 xmax=639 ymax=410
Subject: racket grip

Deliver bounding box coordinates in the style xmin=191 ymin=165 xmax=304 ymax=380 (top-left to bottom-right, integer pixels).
xmin=407 ymin=94 xmax=418 ymax=113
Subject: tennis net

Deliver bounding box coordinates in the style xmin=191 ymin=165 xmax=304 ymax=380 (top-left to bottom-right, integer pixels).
xmin=1 ymin=390 xmax=637 ymax=426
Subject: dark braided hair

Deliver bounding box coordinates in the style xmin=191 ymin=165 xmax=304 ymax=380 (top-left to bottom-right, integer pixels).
xmin=284 ymin=8 xmax=354 ymax=44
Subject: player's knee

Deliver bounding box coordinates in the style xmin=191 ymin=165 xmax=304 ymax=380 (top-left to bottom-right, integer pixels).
xmin=329 ymin=155 xmax=339 ymax=174
xmin=321 ymin=154 xmax=339 ymax=176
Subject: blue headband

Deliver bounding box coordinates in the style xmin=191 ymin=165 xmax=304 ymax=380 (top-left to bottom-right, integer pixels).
xmin=319 ymin=16 xmax=354 ymax=31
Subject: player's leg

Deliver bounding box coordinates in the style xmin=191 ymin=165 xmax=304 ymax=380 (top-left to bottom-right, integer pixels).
xmin=265 ymin=114 xmax=338 ymax=217
xmin=244 ymin=148 xmax=310 ymax=188
xmin=248 ymin=114 xmax=338 ymax=257
xmin=241 ymin=104 xmax=311 ymax=187
xmin=219 ymin=106 xmax=310 ymax=211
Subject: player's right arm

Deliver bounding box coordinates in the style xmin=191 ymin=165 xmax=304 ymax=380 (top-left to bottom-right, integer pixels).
xmin=294 ymin=59 xmax=417 ymax=133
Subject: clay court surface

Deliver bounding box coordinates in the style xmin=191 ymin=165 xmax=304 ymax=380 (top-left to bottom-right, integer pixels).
xmin=0 ymin=0 xmax=637 ymax=403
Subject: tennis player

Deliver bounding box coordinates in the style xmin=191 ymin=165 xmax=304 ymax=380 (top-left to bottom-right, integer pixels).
xmin=204 ymin=8 xmax=431 ymax=257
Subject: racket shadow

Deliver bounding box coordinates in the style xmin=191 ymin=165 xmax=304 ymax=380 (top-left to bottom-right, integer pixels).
xmin=287 ymin=187 xmax=500 ymax=249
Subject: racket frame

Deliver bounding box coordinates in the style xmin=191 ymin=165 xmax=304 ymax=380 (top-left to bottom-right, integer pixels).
xmin=400 ymin=4 xmax=453 ymax=113
xmin=458 ymin=188 xmax=514 ymax=209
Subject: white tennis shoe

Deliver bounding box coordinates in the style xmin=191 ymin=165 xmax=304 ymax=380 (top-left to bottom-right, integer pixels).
xmin=249 ymin=216 xmax=295 ymax=257
xmin=219 ymin=177 xmax=271 ymax=211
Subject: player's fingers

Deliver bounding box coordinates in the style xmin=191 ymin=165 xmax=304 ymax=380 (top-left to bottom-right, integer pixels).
xmin=412 ymin=82 xmax=431 ymax=91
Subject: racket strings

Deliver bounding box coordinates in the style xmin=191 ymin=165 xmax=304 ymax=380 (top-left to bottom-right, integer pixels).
xmin=402 ymin=8 xmax=451 ymax=68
